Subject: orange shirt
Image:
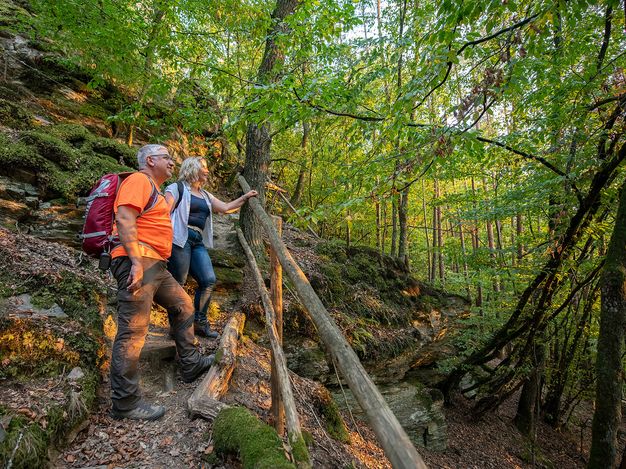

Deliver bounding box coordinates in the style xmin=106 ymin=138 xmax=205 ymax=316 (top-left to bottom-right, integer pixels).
xmin=111 ymin=172 xmax=173 ymax=260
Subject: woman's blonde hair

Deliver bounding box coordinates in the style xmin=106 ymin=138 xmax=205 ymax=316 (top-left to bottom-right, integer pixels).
xmin=178 ymin=156 xmax=207 ymax=184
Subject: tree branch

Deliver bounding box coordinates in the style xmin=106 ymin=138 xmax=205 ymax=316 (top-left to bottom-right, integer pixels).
xmin=596 ymin=5 xmax=613 ymax=71
xmin=457 ymin=12 xmax=541 ymax=56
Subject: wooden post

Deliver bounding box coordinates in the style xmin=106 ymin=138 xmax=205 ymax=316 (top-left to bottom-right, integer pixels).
xmin=236 ymin=227 xmax=311 ymax=468
xmin=238 ymin=174 xmax=427 ymax=469
xmin=270 ymin=215 xmax=285 ymax=435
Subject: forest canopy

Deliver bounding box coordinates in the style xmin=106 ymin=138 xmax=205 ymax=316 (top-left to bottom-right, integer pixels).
xmin=14 ymin=0 xmax=626 ymax=466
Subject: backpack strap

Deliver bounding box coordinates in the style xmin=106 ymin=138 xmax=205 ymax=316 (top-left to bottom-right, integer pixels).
xmin=108 ymin=173 xmax=160 ymax=253
xmin=141 ymin=175 xmax=160 ymax=215
xmin=173 ymin=181 xmax=185 ymax=212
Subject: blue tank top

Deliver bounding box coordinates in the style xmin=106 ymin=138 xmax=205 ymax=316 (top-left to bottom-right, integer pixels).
xmin=188 ymin=194 xmax=210 ymax=229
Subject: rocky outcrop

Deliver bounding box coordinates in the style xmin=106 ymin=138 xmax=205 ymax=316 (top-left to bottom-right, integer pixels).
xmin=331 ymin=381 xmax=448 ymax=451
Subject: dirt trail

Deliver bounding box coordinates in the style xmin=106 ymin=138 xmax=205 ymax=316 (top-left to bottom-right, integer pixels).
xmin=54 ymin=320 xmax=224 ymax=469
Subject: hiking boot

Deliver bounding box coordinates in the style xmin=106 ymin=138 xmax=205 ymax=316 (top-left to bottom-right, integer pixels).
xmin=193 ymin=319 xmax=219 ymax=339
xmin=111 ymin=400 xmax=165 ymax=421
xmin=181 ymin=354 xmax=215 ymax=383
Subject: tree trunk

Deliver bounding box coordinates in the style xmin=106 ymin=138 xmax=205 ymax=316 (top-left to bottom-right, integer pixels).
xmin=241 ymin=0 xmax=300 ymax=257
xmin=291 ymin=121 xmax=309 ymax=207
xmin=398 ymin=187 xmax=409 ymax=268
xmin=422 ymin=179 xmax=431 ymax=279
xmin=588 ymin=182 xmax=626 ymax=468
xmin=514 ymin=343 xmax=544 ymax=438
xmin=390 ymin=193 xmax=398 ymax=257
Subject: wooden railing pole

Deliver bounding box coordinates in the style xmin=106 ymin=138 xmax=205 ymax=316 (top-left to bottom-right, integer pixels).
xmin=238 ymin=174 xmax=427 ymax=469
xmin=270 ymin=215 xmax=285 ymax=435
xmin=236 ymin=227 xmax=311 ymax=468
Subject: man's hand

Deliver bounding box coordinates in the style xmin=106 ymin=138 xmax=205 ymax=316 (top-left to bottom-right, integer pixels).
xmin=127 ymin=261 xmax=144 ymax=292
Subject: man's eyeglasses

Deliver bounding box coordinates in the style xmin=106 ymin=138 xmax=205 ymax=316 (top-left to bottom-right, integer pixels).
xmin=151 ymin=153 xmax=173 ymax=161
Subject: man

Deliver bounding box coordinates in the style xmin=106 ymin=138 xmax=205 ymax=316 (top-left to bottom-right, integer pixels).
xmin=109 ymin=144 xmax=213 ymax=421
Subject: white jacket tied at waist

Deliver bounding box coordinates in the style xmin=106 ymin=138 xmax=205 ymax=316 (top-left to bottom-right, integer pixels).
xmin=165 ymin=181 xmax=214 ymax=249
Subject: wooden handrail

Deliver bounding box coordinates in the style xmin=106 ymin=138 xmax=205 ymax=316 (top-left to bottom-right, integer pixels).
xmin=238 ymin=174 xmax=427 ymax=469
xmin=236 ymin=226 xmax=311 ymax=468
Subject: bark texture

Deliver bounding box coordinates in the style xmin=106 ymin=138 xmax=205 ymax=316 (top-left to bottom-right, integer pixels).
xmin=589 ymin=182 xmax=626 ymax=468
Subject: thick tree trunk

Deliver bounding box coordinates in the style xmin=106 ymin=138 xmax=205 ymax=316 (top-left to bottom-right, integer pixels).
xmin=589 ymin=182 xmax=626 ymax=468
xmin=241 ymin=0 xmax=300 ymax=257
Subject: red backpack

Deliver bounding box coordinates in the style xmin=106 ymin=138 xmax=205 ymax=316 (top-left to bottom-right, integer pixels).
xmin=79 ymin=172 xmax=158 ymax=260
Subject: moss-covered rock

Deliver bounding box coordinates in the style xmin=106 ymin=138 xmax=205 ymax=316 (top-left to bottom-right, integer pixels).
xmin=0 ymin=98 xmax=34 ymax=129
xmin=84 ymin=136 xmax=136 ymax=167
xmin=213 ymin=406 xmax=295 ymax=469
xmin=20 ymin=130 xmax=79 ymax=169
xmin=0 ymin=0 xmax=29 ymax=32
xmin=48 ymin=123 xmax=95 ymax=147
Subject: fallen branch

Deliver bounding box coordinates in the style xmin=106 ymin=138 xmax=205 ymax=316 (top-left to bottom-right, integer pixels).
xmin=187 ymin=312 xmax=246 ymax=420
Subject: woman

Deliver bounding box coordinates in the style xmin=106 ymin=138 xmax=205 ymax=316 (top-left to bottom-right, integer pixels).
xmin=165 ymin=156 xmax=257 ymax=338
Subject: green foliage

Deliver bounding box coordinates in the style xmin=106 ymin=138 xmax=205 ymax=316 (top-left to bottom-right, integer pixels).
xmin=213 ymin=406 xmax=295 ymax=469
xmin=0 ymin=0 xmax=29 ymax=33
xmin=0 ymin=415 xmax=48 ymax=469
xmin=0 ymin=370 xmax=99 ymax=468
xmin=0 ymin=318 xmax=80 ymax=379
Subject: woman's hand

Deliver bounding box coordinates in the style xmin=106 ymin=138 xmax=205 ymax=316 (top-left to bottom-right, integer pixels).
xmin=244 ymin=190 xmax=258 ymax=200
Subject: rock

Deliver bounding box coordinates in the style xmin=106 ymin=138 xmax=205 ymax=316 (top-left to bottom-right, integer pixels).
xmin=3 ymin=293 xmax=67 ymax=318
xmin=285 ymin=339 xmax=331 ymax=384
xmin=459 ymin=372 xmax=478 ymax=399
xmin=67 ymin=367 xmax=85 ymax=381
xmin=24 ymin=196 xmax=39 ymax=208
xmin=0 ymin=198 xmax=30 ymax=224
xmin=0 ymin=176 xmax=39 ymax=199
xmin=332 ymin=381 xmax=447 ymax=451
xmin=26 ymin=203 xmax=84 ymax=248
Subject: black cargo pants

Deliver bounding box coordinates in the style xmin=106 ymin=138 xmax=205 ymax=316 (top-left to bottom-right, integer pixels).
xmin=110 ymin=256 xmax=200 ymax=411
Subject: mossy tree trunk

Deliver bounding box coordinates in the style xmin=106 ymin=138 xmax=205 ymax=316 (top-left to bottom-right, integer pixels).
xmin=588 ymin=181 xmax=626 ymax=468
xmin=241 ymin=0 xmax=300 ymax=258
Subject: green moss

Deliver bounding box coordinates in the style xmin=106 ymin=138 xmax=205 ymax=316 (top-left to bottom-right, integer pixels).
xmin=214 ymin=266 xmax=244 ymax=288
xmin=209 ymin=248 xmax=246 ymax=268
xmin=20 ymin=130 xmax=78 ymax=169
xmin=0 ymin=416 xmax=48 ymax=469
xmin=0 ymin=0 xmax=29 ymax=32
xmin=0 ymin=98 xmax=33 ymax=129
xmin=315 ymin=388 xmax=350 ymax=443
xmin=0 ymin=319 xmax=82 ymax=379
xmin=84 ymin=136 xmax=135 ymax=166
xmin=213 ymin=407 xmax=295 ymax=469
xmin=214 ymin=348 xmax=224 ymax=364
xmin=289 ymin=433 xmax=311 ymax=466
xmin=32 ymin=271 xmax=105 ymax=329
xmin=0 ymin=370 xmax=100 ymax=468
xmin=49 ymin=123 xmax=95 ymax=147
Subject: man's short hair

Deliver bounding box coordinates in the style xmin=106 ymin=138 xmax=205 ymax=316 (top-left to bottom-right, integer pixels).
xmin=137 ymin=144 xmax=167 ymax=169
